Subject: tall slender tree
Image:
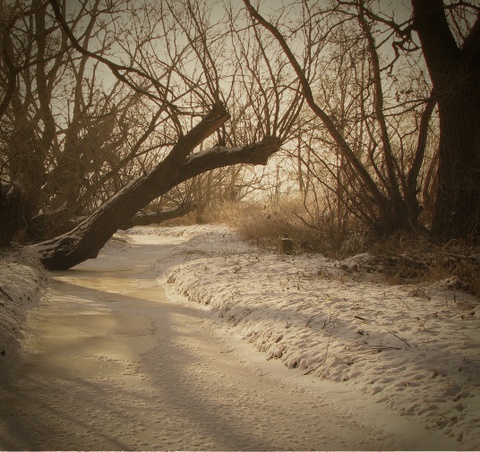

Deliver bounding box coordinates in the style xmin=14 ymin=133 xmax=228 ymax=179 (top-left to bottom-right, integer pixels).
xmin=242 ymin=0 xmax=435 ymax=235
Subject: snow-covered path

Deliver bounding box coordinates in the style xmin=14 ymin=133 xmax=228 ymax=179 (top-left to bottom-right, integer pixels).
xmin=0 ymin=230 xmax=461 ymax=449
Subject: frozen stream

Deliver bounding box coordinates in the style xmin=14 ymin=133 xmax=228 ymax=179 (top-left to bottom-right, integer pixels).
xmin=0 ymin=233 xmax=455 ymax=450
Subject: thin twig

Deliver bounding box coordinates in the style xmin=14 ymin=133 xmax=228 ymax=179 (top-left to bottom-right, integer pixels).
xmin=369 ymin=344 xmax=402 ymax=351
xmin=388 ymin=329 xmax=411 ymax=348
xmin=305 ymin=314 xmax=318 ymax=327
xmin=0 ymin=286 xmax=14 ymax=302
xmin=423 ymin=399 xmax=448 ymax=420
xmin=321 ymin=313 xmax=338 ymax=364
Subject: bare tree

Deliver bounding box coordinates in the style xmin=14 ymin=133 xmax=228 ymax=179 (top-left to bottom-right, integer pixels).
xmin=4 ymin=0 xmax=283 ymax=269
xmin=1 ymin=0 xmax=242 ymax=243
xmin=412 ymin=0 xmax=480 ymax=240
xmin=242 ymin=0 xmax=439 ymax=236
xmin=1 ymin=0 xmax=168 ymax=242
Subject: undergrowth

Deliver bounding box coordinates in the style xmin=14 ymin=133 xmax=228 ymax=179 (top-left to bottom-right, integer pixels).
xmin=365 ymin=235 xmax=480 ymax=296
xmin=207 ymin=200 xmax=480 ymax=296
xmin=208 ymin=200 xmax=365 ymax=257
xmin=152 ymin=198 xmax=480 ymax=296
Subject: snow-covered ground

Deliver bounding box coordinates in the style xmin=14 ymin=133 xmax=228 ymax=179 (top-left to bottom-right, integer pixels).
xmin=0 ymin=248 xmax=47 ymax=365
xmin=1 ymin=224 xmax=479 ymax=449
xmin=137 ymin=224 xmax=480 ymax=448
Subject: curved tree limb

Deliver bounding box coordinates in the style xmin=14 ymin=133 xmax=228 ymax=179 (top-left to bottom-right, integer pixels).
xmin=29 ymin=103 xmax=280 ymax=270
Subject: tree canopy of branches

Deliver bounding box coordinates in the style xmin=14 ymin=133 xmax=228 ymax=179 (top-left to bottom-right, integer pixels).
xmin=0 ymin=0 xmax=479 ymax=270
xmin=0 ymin=0 xmax=290 ymax=268
xmin=242 ymin=0 xmax=479 ymax=241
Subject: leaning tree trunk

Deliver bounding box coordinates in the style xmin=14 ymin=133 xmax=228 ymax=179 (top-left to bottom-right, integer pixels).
xmin=30 ymin=104 xmax=281 ymax=270
xmin=412 ymin=0 xmax=480 ymax=241
xmin=121 ymin=203 xmax=197 ymax=229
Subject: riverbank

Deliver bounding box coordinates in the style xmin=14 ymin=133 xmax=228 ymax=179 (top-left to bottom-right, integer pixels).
xmin=147 ymin=225 xmax=480 ymax=449
xmin=1 ymin=224 xmax=479 ymax=449
xmin=0 ymin=247 xmax=47 ymax=366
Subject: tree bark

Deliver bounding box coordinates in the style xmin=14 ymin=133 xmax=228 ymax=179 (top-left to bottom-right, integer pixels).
xmin=29 ymin=105 xmax=280 ymax=270
xmin=412 ymin=0 xmax=480 ymax=240
xmin=121 ymin=203 xmax=197 ymax=228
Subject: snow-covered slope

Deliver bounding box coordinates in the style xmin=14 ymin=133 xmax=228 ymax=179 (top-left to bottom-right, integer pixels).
xmin=0 ymin=248 xmax=47 ymax=365
xmin=147 ymin=224 xmax=480 ymax=448
xmin=1 ymin=224 xmax=479 ymax=448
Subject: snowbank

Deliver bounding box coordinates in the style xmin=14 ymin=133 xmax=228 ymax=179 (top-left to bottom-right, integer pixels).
xmin=157 ymin=225 xmax=480 ymax=448
xmin=0 ymin=248 xmax=47 ymax=365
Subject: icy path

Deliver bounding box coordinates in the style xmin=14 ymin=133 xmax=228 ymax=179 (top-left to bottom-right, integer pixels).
xmin=0 ymin=233 xmax=456 ymax=450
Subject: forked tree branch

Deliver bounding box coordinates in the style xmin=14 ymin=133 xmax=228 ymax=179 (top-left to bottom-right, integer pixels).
xmin=48 ymin=0 xmax=178 ymax=110
xmin=242 ymin=0 xmax=389 ymax=214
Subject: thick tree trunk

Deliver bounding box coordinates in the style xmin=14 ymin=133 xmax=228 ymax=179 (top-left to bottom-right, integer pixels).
xmin=0 ymin=183 xmax=26 ymax=245
xmin=432 ymin=93 xmax=480 ymax=239
xmin=29 ymin=103 xmax=230 ymax=269
xmin=412 ymin=0 xmax=480 ymax=241
xmin=29 ymin=108 xmax=281 ymax=270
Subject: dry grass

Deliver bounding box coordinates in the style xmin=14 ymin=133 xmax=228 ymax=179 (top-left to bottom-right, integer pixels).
xmin=153 ymin=198 xmax=480 ymax=296
xmin=208 ymin=199 xmax=365 ymax=256
xmin=161 ymin=215 xmax=197 ymax=227
xmin=210 ymin=200 xmax=480 ymax=296
xmin=366 ymin=234 xmax=480 ymax=295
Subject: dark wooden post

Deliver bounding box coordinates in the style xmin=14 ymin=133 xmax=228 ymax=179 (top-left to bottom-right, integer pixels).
xmin=279 ymin=237 xmax=293 ymax=255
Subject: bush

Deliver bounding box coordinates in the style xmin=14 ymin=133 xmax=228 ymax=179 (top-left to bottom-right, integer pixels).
xmin=209 ymin=199 xmax=365 ymax=256
xmin=360 ymin=234 xmax=480 ymax=295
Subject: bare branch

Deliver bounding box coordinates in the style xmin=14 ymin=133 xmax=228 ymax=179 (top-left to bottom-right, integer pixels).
xmin=242 ymin=0 xmax=388 ymax=212
xmin=48 ymin=0 xmax=178 ymax=111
